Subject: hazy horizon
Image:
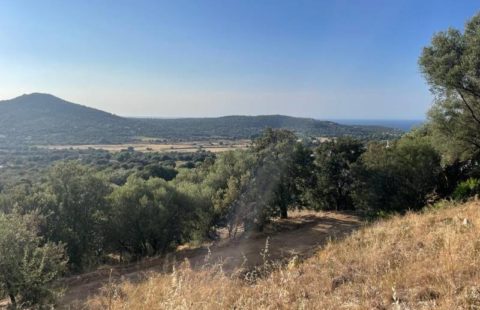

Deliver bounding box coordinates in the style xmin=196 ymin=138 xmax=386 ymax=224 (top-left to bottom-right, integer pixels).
xmin=1 ymin=1 xmax=478 ymax=119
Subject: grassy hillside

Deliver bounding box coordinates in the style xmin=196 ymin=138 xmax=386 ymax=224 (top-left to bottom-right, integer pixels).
xmin=88 ymin=201 xmax=480 ymax=309
xmin=0 ymin=94 xmax=401 ymax=145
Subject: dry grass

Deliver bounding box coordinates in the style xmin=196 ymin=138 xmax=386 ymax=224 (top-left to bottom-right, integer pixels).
xmin=43 ymin=140 xmax=250 ymax=153
xmin=87 ymin=201 xmax=480 ymax=309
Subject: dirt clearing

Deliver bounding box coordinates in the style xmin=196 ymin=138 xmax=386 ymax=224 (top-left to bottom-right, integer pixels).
xmin=59 ymin=211 xmax=362 ymax=308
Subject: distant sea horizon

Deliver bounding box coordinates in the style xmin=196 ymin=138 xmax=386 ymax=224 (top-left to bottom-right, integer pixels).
xmin=329 ymin=119 xmax=425 ymax=131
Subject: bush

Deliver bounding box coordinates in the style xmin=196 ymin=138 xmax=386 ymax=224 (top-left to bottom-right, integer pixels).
xmin=354 ymin=137 xmax=442 ymax=213
xmin=453 ymin=178 xmax=480 ymax=201
xmin=0 ymin=212 xmax=67 ymax=308
xmin=106 ymin=176 xmax=205 ymax=259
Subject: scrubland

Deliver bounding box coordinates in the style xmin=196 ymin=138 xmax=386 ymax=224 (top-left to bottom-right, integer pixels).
xmin=87 ymin=200 xmax=480 ymax=309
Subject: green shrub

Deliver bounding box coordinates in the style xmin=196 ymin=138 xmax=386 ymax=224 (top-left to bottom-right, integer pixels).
xmin=0 ymin=212 xmax=67 ymax=308
xmin=453 ymin=178 xmax=480 ymax=201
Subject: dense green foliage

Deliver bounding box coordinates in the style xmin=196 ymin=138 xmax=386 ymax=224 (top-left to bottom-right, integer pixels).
xmin=306 ymin=138 xmax=364 ymax=211
xmin=452 ymin=178 xmax=480 ymax=201
xmin=353 ymin=137 xmax=442 ymax=213
xmin=0 ymin=93 xmax=401 ymax=145
xmin=107 ymin=177 xmax=207 ymax=258
xmin=419 ymin=13 xmax=480 ymax=162
xmin=0 ymin=212 xmax=67 ymax=308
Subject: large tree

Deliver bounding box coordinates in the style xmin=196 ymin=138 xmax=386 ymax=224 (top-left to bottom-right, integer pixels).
xmin=44 ymin=162 xmax=112 ymax=270
xmin=419 ymin=13 xmax=480 ymax=161
xmin=308 ymin=138 xmax=364 ymax=211
xmin=354 ymin=136 xmax=442 ymax=213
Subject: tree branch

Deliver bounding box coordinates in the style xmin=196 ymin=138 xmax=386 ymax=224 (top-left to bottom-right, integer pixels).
xmin=457 ymin=90 xmax=480 ymax=126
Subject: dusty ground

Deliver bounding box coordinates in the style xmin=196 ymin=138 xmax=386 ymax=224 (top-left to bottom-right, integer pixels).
xmin=59 ymin=211 xmax=361 ymax=308
xmin=43 ymin=139 xmax=250 ymax=153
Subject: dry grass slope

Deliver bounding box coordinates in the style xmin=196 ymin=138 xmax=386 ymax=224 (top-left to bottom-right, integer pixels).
xmin=88 ymin=201 xmax=480 ymax=309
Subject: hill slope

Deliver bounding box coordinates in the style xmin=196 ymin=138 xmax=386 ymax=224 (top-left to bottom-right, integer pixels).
xmin=0 ymin=94 xmax=401 ymax=145
xmin=88 ymin=201 xmax=480 ymax=309
xmin=139 ymin=115 xmax=399 ymax=139
xmin=0 ymin=93 xmax=138 ymax=144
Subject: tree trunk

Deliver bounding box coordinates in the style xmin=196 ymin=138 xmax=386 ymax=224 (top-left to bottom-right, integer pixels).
xmin=9 ymin=293 xmax=16 ymax=309
xmin=280 ymin=204 xmax=288 ymax=219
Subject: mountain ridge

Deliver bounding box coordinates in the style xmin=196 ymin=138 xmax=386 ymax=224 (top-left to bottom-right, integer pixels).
xmin=0 ymin=93 xmax=402 ymax=145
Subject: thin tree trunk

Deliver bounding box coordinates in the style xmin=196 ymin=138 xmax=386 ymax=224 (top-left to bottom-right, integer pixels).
xmin=280 ymin=204 xmax=288 ymax=219
xmin=9 ymin=293 xmax=16 ymax=308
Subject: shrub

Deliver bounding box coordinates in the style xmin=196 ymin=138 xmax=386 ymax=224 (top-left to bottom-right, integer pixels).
xmin=0 ymin=212 xmax=67 ymax=308
xmin=453 ymin=178 xmax=480 ymax=201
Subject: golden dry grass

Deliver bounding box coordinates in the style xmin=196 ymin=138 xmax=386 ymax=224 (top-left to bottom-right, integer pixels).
xmin=43 ymin=140 xmax=250 ymax=153
xmin=87 ymin=201 xmax=480 ymax=310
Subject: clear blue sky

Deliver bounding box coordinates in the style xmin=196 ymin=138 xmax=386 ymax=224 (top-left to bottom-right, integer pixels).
xmin=0 ymin=1 xmax=478 ymax=119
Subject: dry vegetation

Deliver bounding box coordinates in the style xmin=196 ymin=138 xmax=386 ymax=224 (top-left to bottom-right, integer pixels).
xmin=87 ymin=201 xmax=480 ymax=309
xmin=43 ymin=140 xmax=250 ymax=153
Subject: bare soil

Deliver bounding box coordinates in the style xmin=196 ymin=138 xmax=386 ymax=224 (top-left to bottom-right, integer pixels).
xmin=42 ymin=139 xmax=251 ymax=153
xmin=57 ymin=211 xmax=362 ymax=308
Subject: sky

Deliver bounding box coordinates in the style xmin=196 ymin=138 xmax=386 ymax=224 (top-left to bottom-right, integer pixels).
xmin=0 ymin=1 xmax=478 ymax=119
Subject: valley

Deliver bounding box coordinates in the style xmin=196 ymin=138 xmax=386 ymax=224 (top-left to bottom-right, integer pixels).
xmin=42 ymin=139 xmax=251 ymax=153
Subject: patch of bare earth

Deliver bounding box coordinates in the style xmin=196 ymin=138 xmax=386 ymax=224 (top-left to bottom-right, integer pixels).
xmin=59 ymin=211 xmax=361 ymax=308
xmin=87 ymin=201 xmax=480 ymax=310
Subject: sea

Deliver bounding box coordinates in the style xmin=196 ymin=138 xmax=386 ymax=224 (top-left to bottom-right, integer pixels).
xmin=330 ymin=119 xmax=425 ymax=132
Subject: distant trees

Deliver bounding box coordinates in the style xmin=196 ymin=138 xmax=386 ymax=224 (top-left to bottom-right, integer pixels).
xmin=0 ymin=212 xmax=67 ymax=308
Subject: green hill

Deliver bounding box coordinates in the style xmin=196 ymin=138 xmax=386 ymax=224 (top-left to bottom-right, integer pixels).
xmin=0 ymin=93 xmax=139 ymax=144
xmin=0 ymin=93 xmax=401 ymax=145
xmin=138 ymin=115 xmax=400 ymax=139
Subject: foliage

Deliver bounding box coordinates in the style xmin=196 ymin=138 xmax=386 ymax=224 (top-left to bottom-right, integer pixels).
xmin=419 ymin=13 xmax=480 ymax=162
xmin=107 ymin=176 xmax=206 ymax=258
xmin=354 ymin=136 xmax=442 ymax=213
xmin=452 ymin=178 xmax=480 ymax=201
xmin=42 ymin=162 xmax=112 ymax=271
xmin=307 ymin=138 xmax=364 ymax=210
xmin=0 ymin=212 xmax=67 ymax=308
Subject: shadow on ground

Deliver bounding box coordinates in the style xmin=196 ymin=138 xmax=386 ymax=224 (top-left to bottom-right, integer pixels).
xmin=60 ymin=211 xmax=362 ymax=308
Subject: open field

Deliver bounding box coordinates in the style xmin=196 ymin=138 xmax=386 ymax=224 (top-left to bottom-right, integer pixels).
xmin=42 ymin=139 xmax=251 ymax=153
xmin=57 ymin=210 xmax=361 ymax=308
xmin=87 ymin=201 xmax=480 ymax=310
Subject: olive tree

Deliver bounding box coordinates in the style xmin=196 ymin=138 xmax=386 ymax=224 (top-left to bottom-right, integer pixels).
xmin=419 ymin=13 xmax=480 ymax=161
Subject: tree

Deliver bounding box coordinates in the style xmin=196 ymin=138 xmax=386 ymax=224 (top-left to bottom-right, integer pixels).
xmin=419 ymin=13 xmax=480 ymax=161
xmin=222 ymin=129 xmax=311 ymax=231
xmin=308 ymin=138 xmax=364 ymax=210
xmin=107 ymin=176 xmax=202 ymax=259
xmin=44 ymin=162 xmax=111 ymax=270
xmin=354 ymin=136 xmax=442 ymax=213
xmin=0 ymin=212 xmax=67 ymax=308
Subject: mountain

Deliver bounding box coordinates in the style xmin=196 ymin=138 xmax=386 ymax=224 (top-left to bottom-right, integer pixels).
xmin=0 ymin=93 xmax=141 ymax=144
xmin=138 ymin=115 xmax=400 ymax=139
xmin=0 ymin=93 xmax=402 ymax=145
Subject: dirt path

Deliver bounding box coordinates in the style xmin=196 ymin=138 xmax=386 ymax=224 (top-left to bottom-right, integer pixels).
xmin=60 ymin=211 xmax=362 ymax=308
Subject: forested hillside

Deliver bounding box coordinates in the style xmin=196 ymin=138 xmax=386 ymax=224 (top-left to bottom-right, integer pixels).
xmin=0 ymin=93 xmax=138 ymax=144
xmin=0 ymin=93 xmax=401 ymax=145
xmin=138 ymin=115 xmax=399 ymax=140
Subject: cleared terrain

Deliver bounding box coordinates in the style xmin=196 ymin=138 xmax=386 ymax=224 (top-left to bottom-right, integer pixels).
xmin=58 ymin=211 xmax=361 ymax=308
xmin=86 ymin=201 xmax=480 ymax=309
xmin=43 ymin=139 xmax=251 ymax=153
